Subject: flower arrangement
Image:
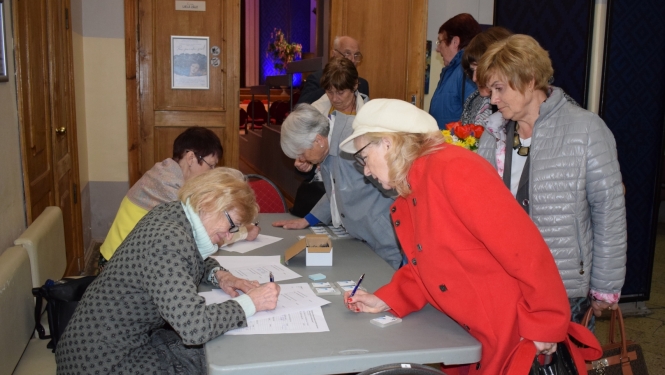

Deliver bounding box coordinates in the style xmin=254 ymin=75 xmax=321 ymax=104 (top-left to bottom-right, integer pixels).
xmin=266 ymin=28 xmax=302 ymax=72
xmin=442 ymin=121 xmax=485 ymax=152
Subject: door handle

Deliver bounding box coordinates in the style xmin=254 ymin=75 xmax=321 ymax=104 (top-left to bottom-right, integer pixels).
xmin=55 ymin=127 xmax=67 ymax=135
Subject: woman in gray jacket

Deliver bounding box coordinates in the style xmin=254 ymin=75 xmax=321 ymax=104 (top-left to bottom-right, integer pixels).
xmin=476 ymin=35 xmax=627 ymax=325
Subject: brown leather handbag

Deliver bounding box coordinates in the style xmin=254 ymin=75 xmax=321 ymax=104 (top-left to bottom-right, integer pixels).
xmin=582 ymin=308 xmax=649 ymax=375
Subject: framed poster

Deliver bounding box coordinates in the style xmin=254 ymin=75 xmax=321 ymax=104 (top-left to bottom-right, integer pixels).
xmin=0 ymin=0 xmax=8 ymax=82
xmin=171 ymin=36 xmax=209 ymax=89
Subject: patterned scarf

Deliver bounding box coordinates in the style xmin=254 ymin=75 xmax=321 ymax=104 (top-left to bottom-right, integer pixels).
xmin=484 ymin=111 xmax=509 ymax=177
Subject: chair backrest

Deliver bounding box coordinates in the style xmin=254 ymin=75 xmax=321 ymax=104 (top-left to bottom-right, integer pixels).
xmin=15 ymin=206 xmax=66 ymax=288
xmin=239 ymin=108 xmax=248 ymax=129
xmin=246 ymin=100 xmax=267 ymax=124
xmin=269 ymin=100 xmax=289 ymax=125
xmin=357 ymin=363 xmax=447 ymax=375
xmin=245 ymin=174 xmax=289 ymax=213
xmin=0 ymin=246 xmax=35 ymax=375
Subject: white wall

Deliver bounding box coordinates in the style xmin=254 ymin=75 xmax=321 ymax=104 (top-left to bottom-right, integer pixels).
xmin=424 ymin=0 xmax=493 ymax=111
xmin=0 ymin=0 xmax=28 ymax=255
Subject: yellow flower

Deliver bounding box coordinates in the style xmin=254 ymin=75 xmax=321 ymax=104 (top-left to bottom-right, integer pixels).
xmin=441 ymin=130 xmax=451 ymax=137
xmin=444 ymin=135 xmax=454 ymax=144
xmin=465 ymin=137 xmax=476 ymax=147
xmin=454 ymin=140 xmax=467 ymax=149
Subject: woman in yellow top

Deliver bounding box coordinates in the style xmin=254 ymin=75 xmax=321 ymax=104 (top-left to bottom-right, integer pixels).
xmin=99 ymin=127 xmax=260 ymax=270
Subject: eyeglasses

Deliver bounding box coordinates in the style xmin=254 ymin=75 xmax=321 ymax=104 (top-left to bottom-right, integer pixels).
xmin=334 ymin=49 xmax=363 ymax=62
xmin=224 ymin=211 xmax=240 ymax=233
xmin=512 ymin=123 xmax=530 ymax=157
xmin=198 ymin=155 xmax=215 ymax=170
xmin=353 ymin=141 xmax=374 ymax=166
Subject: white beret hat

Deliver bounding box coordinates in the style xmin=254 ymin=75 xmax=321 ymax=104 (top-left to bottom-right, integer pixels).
xmin=339 ymin=99 xmax=439 ymax=154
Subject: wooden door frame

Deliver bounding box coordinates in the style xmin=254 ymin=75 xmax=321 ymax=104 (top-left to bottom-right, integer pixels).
xmin=124 ymin=0 xmax=241 ymax=186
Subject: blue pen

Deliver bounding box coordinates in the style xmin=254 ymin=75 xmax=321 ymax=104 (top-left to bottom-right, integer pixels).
xmin=269 ymin=272 xmax=274 ymax=283
xmin=349 ymin=273 xmax=365 ymax=297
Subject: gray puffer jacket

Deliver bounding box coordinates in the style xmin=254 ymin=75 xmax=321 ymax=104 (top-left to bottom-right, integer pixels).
xmin=477 ymin=86 xmax=627 ymax=298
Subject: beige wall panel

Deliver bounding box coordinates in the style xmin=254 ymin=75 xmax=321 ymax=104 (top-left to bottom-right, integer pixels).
xmin=0 ymin=0 xmax=28 ymax=254
xmin=83 ymin=36 xmax=128 ymax=182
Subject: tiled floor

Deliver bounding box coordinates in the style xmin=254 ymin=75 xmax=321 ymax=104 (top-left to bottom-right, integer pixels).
xmin=594 ymin=222 xmax=665 ymax=373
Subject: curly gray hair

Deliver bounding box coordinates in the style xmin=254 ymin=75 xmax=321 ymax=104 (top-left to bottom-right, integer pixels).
xmin=280 ymin=104 xmax=330 ymax=159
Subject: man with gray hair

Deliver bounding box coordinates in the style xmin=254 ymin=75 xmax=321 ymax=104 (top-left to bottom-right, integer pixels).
xmin=298 ymin=36 xmax=370 ymax=104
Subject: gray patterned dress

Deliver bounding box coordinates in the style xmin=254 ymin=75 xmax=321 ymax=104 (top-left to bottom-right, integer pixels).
xmin=56 ymin=202 xmax=247 ymax=375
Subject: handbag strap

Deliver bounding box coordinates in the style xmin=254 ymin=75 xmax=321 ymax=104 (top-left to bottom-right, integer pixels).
xmin=582 ymin=307 xmax=629 ymax=359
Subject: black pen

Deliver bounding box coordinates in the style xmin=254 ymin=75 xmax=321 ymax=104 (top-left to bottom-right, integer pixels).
xmin=349 ymin=273 xmax=365 ymax=297
xmin=269 ymin=272 xmax=274 ymax=283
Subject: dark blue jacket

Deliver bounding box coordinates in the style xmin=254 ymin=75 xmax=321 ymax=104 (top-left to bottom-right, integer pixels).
xmin=429 ymin=50 xmax=477 ymax=129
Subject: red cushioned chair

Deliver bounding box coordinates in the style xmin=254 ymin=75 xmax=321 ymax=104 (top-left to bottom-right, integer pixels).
xmin=239 ymin=108 xmax=248 ymax=130
xmin=245 ymin=174 xmax=288 ymax=213
xmin=246 ymin=100 xmax=267 ymax=130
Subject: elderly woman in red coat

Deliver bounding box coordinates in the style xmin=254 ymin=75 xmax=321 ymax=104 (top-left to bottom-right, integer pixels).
xmin=339 ymin=99 xmax=571 ymax=374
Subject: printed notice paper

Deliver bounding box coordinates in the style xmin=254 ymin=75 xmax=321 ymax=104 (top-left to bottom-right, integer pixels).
xmin=226 ymin=307 xmax=329 ymax=335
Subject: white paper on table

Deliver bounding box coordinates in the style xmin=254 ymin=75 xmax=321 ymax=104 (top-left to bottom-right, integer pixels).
xmin=220 ymin=234 xmax=282 ymax=254
xmin=211 ymin=256 xmax=301 ymax=283
xmin=226 ymin=307 xmax=329 ymax=335
xmin=199 ymin=283 xmax=330 ymax=318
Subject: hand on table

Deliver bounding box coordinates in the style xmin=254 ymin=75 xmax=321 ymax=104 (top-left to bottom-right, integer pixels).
xmin=215 ymin=270 xmax=260 ymax=297
xmin=344 ymin=290 xmax=390 ymax=313
xmin=591 ymin=299 xmax=618 ymax=317
xmin=272 ymin=218 xmax=309 ymax=230
xmin=245 ymin=224 xmax=260 ymax=241
xmin=247 ymin=282 xmax=280 ymax=312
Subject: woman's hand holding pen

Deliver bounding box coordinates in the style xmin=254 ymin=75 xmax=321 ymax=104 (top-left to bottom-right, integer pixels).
xmin=247 ymin=283 xmax=280 ymax=311
xmin=344 ymin=290 xmax=390 ymax=313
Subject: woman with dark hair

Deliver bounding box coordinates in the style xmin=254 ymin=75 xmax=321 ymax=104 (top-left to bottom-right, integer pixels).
xmin=429 ymin=13 xmax=481 ymax=129
xmin=459 ymin=26 xmax=512 ymax=126
xmin=99 ymin=127 xmax=259 ymax=270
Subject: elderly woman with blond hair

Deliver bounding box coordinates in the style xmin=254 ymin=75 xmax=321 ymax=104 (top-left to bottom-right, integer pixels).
xmin=56 ymin=168 xmax=280 ymax=375
xmin=475 ymin=34 xmax=627 ymax=325
xmin=339 ymin=99 xmax=570 ymax=374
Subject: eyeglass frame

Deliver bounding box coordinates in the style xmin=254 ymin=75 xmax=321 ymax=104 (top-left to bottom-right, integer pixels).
xmin=224 ymin=211 xmax=240 ymax=233
xmin=198 ymin=155 xmax=216 ymax=170
xmin=353 ymin=141 xmax=375 ymax=166
xmin=334 ymin=48 xmax=363 ymax=62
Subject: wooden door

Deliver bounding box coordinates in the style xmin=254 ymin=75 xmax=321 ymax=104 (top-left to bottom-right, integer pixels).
xmin=330 ymin=0 xmax=428 ymax=107
xmin=14 ymin=0 xmax=84 ymax=275
xmin=126 ymin=0 xmax=241 ymax=185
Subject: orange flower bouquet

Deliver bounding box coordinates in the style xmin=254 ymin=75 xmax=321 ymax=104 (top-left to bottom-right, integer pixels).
xmin=441 ymin=121 xmax=484 ymax=152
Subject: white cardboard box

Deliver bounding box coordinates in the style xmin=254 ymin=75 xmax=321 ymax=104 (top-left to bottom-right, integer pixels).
xmin=284 ymin=234 xmax=332 ymax=266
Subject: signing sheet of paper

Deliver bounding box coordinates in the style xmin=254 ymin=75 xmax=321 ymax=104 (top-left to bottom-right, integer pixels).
xmin=220 ymin=234 xmax=282 ymax=254
xmin=226 ymin=307 xmax=329 ymax=335
xmin=199 ymin=283 xmax=330 ymax=319
xmin=211 ymin=255 xmax=301 ymax=283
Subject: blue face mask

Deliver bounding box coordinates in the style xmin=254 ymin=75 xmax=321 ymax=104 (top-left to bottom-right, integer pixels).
xmin=181 ymin=199 xmax=218 ymax=259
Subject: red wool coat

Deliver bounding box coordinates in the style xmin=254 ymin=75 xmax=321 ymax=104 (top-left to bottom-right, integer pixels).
xmin=375 ymin=145 xmax=570 ymax=375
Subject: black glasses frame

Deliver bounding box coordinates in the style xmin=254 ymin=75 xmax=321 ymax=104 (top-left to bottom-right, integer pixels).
xmin=224 ymin=211 xmax=240 ymax=233
xmin=334 ymin=48 xmax=363 ymax=62
xmin=198 ymin=155 xmax=215 ymax=170
xmin=353 ymin=141 xmax=374 ymax=166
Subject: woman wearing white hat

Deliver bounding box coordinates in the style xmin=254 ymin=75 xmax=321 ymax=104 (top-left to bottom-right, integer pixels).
xmin=272 ymin=103 xmax=403 ymax=269
xmin=339 ymin=99 xmax=570 ymax=375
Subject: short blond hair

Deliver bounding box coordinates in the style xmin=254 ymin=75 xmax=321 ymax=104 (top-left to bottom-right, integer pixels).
xmin=361 ymin=131 xmax=445 ymax=196
xmin=476 ymin=34 xmax=553 ymax=94
xmin=178 ymin=168 xmax=259 ymax=225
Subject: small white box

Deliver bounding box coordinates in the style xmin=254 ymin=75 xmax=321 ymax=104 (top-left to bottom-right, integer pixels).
xmin=284 ymin=234 xmax=333 ymax=266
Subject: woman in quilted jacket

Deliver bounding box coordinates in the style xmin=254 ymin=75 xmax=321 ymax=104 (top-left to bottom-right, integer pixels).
xmin=475 ymin=34 xmax=627 ymax=326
